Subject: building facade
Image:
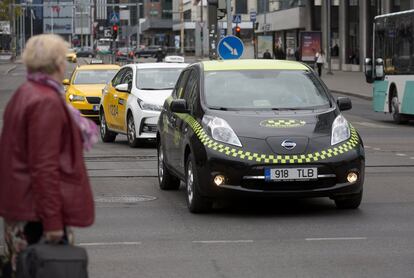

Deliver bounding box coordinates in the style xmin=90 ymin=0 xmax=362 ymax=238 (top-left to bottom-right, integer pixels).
xmin=254 ymin=0 xmax=414 ymax=71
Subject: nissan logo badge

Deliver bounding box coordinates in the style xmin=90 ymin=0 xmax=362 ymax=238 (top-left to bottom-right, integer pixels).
xmin=281 ymin=140 xmax=297 ymax=150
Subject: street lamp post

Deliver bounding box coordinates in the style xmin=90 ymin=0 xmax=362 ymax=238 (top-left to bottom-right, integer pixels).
xmin=136 ymin=1 xmax=142 ymax=48
xmin=327 ymin=0 xmax=333 ymax=75
xmin=226 ymin=0 xmax=231 ymax=35
xmin=180 ymin=0 xmax=184 ymax=55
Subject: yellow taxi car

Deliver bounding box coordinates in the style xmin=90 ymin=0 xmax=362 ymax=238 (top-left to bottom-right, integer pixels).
xmin=64 ymin=64 xmax=120 ymax=122
xmin=66 ymin=48 xmax=77 ymax=63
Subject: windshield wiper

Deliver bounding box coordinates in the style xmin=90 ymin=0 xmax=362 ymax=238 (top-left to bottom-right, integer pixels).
xmin=210 ymin=106 xmax=229 ymax=111
xmin=138 ymin=88 xmax=158 ymax=90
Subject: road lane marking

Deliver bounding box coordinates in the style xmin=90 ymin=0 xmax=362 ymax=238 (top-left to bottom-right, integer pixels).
xmin=373 ymin=148 xmax=381 ymax=151
xmin=192 ymin=240 xmax=254 ymax=244
xmin=396 ymin=153 xmax=407 ymax=157
xmin=78 ymin=241 xmax=142 ymax=247
xmin=410 ymin=157 xmax=414 ymax=160
xmin=305 ymin=237 xmax=367 ymax=241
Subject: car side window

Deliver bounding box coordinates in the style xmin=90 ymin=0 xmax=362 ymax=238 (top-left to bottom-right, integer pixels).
xmin=121 ymin=68 xmax=133 ymax=92
xmin=112 ymin=68 xmax=126 ymax=87
xmin=183 ymin=69 xmax=199 ymax=113
xmin=173 ymin=70 xmax=190 ymax=99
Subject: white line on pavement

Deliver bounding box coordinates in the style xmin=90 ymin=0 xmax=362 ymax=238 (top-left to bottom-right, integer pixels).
xmin=192 ymin=240 xmax=254 ymax=244
xmin=410 ymin=157 xmax=414 ymax=160
xmin=373 ymin=148 xmax=381 ymax=151
xmin=78 ymin=241 xmax=142 ymax=247
xmin=396 ymin=153 xmax=407 ymax=157
xmin=305 ymin=237 xmax=367 ymax=241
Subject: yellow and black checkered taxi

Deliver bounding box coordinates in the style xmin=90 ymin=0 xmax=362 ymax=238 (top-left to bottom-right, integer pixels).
xmin=157 ymin=60 xmax=365 ymax=213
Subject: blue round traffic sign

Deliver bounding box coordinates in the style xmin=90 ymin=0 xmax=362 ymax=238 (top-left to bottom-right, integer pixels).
xmin=218 ymin=35 xmax=244 ymax=60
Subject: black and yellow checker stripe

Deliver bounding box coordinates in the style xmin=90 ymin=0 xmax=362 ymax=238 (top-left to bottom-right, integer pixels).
xmin=175 ymin=114 xmax=360 ymax=164
xmin=260 ymin=119 xmax=306 ymax=128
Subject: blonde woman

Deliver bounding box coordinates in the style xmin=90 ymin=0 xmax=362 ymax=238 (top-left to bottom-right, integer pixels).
xmin=0 ymin=34 xmax=98 ymax=276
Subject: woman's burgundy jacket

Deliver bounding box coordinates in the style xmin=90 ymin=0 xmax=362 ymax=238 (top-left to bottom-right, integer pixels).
xmin=0 ymin=80 xmax=94 ymax=231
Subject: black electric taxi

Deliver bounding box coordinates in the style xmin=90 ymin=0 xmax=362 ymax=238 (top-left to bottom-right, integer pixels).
xmin=157 ymin=59 xmax=365 ymax=213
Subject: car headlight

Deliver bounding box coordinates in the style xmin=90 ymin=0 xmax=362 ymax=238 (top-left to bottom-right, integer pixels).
xmin=331 ymin=114 xmax=350 ymax=145
xmin=202 ymin=115 xmax=242 ymax=147
xmin=68 ymin=94 xmax=85 ymax=102
xmin=137 ymin=99 xmax=163 ymax=111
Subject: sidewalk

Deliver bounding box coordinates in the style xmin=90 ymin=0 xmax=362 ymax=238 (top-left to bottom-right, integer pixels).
xmin=320 ymin=70 xmax=373 ymax=100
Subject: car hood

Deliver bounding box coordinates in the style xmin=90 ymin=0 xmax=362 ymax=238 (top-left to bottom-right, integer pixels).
xmin=70 ymin=84 xmax=106 ymax=96
xmin=135 ymin=89 xmax=172 ymax=106
xmin=205 ymin=108 xmax=340 ymax=155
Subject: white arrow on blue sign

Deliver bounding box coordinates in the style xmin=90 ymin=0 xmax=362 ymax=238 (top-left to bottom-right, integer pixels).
xmin=217 ymin=35 xmax=244 ymax=60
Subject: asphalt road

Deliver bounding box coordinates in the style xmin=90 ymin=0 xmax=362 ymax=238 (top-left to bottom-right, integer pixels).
xmin=1 ymin=61 xmax=414 ymax=278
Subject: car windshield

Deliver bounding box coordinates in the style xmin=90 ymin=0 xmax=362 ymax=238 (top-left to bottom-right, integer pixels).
xmin=204 ymin=70 xmax=331 ymax=110
xmin=73 ymin=70 xmax=118 ymax=84
xmin=136 ymin=68 xmax=183 ymax=90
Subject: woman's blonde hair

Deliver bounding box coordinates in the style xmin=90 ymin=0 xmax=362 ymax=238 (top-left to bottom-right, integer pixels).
xmin=22 ymin=34 xmax=68 ymax=74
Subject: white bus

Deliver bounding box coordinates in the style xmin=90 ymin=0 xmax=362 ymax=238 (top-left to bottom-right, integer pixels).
xmin=365 ymin=9 xmax=414 ymax=124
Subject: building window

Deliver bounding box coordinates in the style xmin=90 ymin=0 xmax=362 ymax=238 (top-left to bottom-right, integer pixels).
xmin=257 ymin=0 xmax=269 ymax=13
xmin=346 ymin=0 xmax=359 ymax=64
xmin=392 ymin=0 xmax=411 ymax=12
xmin=236 ymin=0 xmax=248 ymax=14
xmin=184 ymin=10 xmax=191 ymax=21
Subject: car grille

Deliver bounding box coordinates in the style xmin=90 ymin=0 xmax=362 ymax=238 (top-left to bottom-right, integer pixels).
xmin=80 ymin=110 xmax=99 ymax=116
xmin=240 ymin=178 xmax=337 ymax=191
xmin=86 ymin=97 xmax=101 ymax=104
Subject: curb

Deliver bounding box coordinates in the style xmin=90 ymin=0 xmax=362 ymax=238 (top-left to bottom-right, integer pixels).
xmin=331 ymin=90 xmax=372 ymax=101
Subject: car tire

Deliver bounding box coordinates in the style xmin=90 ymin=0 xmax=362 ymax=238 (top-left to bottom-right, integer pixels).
xmin=186 ymin=154 xmax=212 ymax=213
xmin=127 ymin=113 xmax=140 ymax=148
xmin=100 ymin=110 xmax=117 ymax=142
xmin=157 ymin=143 xmax=180 ymax=190
xmin=391 ymin=94 xmax=408 ymax=124
xmin=334 ymin=191 xmax=362 ymax=209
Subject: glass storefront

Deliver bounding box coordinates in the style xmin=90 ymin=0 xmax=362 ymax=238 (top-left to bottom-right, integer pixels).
xmin=392 ymin=0 xmax=412 ymax=12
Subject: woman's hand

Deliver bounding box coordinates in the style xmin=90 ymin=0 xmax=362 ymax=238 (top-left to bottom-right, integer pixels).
xmin=45 ymin=230 xmax=64 ymax=243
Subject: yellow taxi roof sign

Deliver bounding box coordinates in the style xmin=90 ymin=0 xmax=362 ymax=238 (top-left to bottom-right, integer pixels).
xmin=202 ymin=59 xmax=309 ymax=71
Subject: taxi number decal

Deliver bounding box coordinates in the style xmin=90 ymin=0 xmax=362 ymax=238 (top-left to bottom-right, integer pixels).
xmin=109 ymin=104 xmax=118 ymax=117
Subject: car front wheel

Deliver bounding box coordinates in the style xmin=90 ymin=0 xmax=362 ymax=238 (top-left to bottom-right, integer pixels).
xmin=186 ymin=154 xmax=212 ymax=213
xmin=100 ymin=110 xmax=117 ymax=142
xmin=127 ymin=113 xmax=141 ymax=148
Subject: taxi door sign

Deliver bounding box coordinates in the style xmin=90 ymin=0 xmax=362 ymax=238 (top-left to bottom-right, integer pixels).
xmin=217 ymin=35 xmax=244 ymax=60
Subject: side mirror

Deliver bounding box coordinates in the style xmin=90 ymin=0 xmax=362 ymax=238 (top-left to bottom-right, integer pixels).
xmin=115 ymin=83 xmax=129 ymax=92
xmin=170 ymin=99 xmax=189 ymax=113
xmin=364 ymin=58 xmax=374 ymax=84
xmin=375 ymin=58 xmax=385 ymax=80
xmin=62 ymin=79 xmax=70 ymax=86
xmin=337 ymin=97 xmax=352 ymax=111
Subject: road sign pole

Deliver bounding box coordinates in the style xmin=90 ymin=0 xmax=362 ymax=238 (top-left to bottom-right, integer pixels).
xmin=226 ymin=0 xmax=231 ymax=36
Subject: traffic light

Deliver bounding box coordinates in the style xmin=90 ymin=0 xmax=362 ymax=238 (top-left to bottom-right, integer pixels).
xmin=112 ymin=25 xmax=118 ymax=40
xmin=235 ymin=25 xmax=241 ymax=38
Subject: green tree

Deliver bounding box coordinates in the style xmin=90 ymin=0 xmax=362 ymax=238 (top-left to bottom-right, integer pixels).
xmin=0 ymin=1 xmax=22 ymax=21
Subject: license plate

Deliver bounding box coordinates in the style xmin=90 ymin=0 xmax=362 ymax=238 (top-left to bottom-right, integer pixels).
xmin=265 ymin=168 xmax=318 ymax=181
xmin=93 ymin=105 xmax=99 ymax=111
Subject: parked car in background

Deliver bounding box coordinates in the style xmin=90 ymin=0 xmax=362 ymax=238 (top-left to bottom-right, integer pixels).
xmin=76 ymin=47 xmax=96 ymax=58
xmin=66 ymin=48 xmax=77 ymax=63
xmin=134 ymin=45 xmax=165 ymax=58
xmin=115 ymin=47 xmax=135 ymax=61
